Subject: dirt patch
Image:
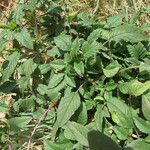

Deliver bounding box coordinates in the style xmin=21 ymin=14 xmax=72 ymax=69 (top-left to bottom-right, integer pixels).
xmin=0 ymin=0 xmax=10 ymax=9
xmin=0 ymin=0 xmax=16 ymax=14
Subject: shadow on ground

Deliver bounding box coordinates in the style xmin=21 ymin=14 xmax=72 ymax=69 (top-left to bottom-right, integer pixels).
xmin=88 ymin=130 xmax=133 ymax=150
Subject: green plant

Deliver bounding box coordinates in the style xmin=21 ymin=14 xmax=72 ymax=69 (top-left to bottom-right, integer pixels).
xmin=0 ymin=0 xmax=150 ymax=150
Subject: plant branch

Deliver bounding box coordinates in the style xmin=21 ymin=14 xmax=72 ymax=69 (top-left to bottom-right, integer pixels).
xmin=119 ymin=65 xmax=141 ymax=73
xmin=0 ymin=3 xmax=9 ymax=9
xmin=27 ymin=102 xmax=57 ymax=150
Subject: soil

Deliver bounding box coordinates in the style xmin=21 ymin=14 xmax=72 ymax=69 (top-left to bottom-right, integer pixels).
xmin=0 ymin=0 xmax=9 ymax=9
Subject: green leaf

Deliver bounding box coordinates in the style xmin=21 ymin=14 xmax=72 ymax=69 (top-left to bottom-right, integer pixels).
xmin=48 ymin=73 xmax=64 ymax=89
xmin=142 ymin=93 xmax=150 ymax=121
xmin=57 ymin=92 xmax=81 ymax=127
xmin=77 ymin=102 xmax=87 ymax=125
xmin=65 ymin=75 xmax=76 ymax=87
xmin=17 ymin=77 xmax=28 ymax=93
xmin=74 ymin=61 xmax=84 ymax=76
xmin=114 ymin=126 xmax=130 ymax=140
xmin=64 ymin=121 xmax=89 ymax=146
xmin=78 ymin=12 xmax=95 ymax=26
xmin=47 ymin=79 xmax=66 ymax=98
xmin=72 ymin=102 xmax=87 ymax=125
xmin=140 ymin=23 xmax=150 ymax=32
xmin=127 ymin=42 xmax=147 ymax=59
xmin=94 ymin=105 xmax=104 ymax=132
xmin=39 ymin=64 xmax=51 ymax=74
xmin=2 ymin=52 xmax=20 ymax=82
xmin=140 ymin=59 xmax=150 ymax=73
xmin=145 ymin=135 xmax=150 ymax=143
xmin=50 ymin=59 xmax=66 ymax=70
xmin=8 ymin=116 xmax=32 ymax=133
xmin=13 ymin=97 xmax=35 ymax=112
xmin=54 ymin=33 xmax=72 ymax=51
xmin=87 ymin=29 xmax=101 ymax=43
xmin=105 ymin=14 xmax=124 ymax=28
xmin=100 ymin=29 xmax=110 ymax=40
xmin=12 ymin=5 xmax=29 ymax=24
xmin=47 ymin=47 xmax=61 ymax=57
xmin=82 ymin=41 xmax=100 ymax=58
xmin=0 ymin=102 xmax=9 ymax=112
xmin=37 ymin=84 xmax=48 ymax=95
xmin=14 ymin=28 xmax=33 ymax=49
xmin=0 ymin=39 xmax=7 ymax=52
xmin=133 ymin=116 xmax=150 ymax=134
xmin=103 ymin=61 xmax=121 ymax=78
xmin=125 ymin=139 xmax=150 ymax=150
xmin=107 ymin=97 xmax=133 ymax=128
xmin=70 ymin=38 xmax=81 ymax=59
xmin=20 ymin=59 xmax=37 ymax=77
xmin=44 ymin=140 xmax=73 ymax=150
xmin=110 ymin=24 xmax=149 ymax=43
xmin=119 ymin=80 xmax=150 ymax=96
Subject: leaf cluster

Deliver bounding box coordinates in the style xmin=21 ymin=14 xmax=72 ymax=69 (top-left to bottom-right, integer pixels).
xmin=0 ymin=0 xmax=150 ymax=149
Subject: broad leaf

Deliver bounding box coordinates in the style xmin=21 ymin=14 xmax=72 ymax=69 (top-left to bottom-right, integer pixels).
xmin=133 ymin=116 xmax=150 ymax=134
xmin=110 ymin=24 xmax=149 ymax=43
xmin=125 ymin=139 xmax=150 ymax=150
xmin=105 ymin=14 xmax=124 ymax=28
xmin=127 ymin=42 xmax=147 ymax=59
xmin=0 ymin=39 xmax=7 ymax=52
xmin=48 ymin=73 xmax=64 ymax=89
xmin=119 ymin=80 xmax=150 ymax=96
xmin=0 ymin=102 xmax=9 ymax=112
xmin=74 ymin=61 xmax=84 ymax=76
xmin=50 ymin=59 xmax=66 ymax=70
xmin=37 ymin=84 xmax=48 ymax=95
xmin=12 ymin=5 xmax=29 ymax=24
xmin=65 ymin=75 xmax=76 ymax=87
xmin=82 ymin=41 xmax=100 ymax=58
xmin=47 ymin=47 xmax=61 ymax=57
xmin=20 ymin=59 xmax=37 ymax=77
xmin=78 ymin=12 xmax=95 ymax=26
xmin=142 ymin=93 xmax=150 ymax=121
xmin=94 ymin=105 xmax=104 ymax=132
xmin=103 ymin=61 xmax=121 ymax=78
xmin=114 ymin=126 xmax=130 ymax=140
xmin=71 ymin=102 xmax=87 ymax=125
xmin=39 ymin=64 xmax=51 ymax=74
xmin=13 ymin=97 xmax=35 ymax=112
xmin=76 ymin=102 xmax=87 ymax=125
xmin=14 ymin=28 xmax=33 ymax=49
xmin=57 ymin=92 xmax=81 ymax=127
xmin=8 ymin=116 xmax=32 ymax=133
xmin=87 ymin=29 xmax=101 ymax=43
xmin=70 ymin=38 xmax=81 ymax=59
xmin=2 ymin=52 xmax=20 ymax=82
xmin=107 ymin=97 xmax=134 ymax=128
xmin=54 ymin=33 xmax=72 ymax=51
xmin=64 ymin=121 xmax=89 ymax=146
xmin=44 ymin=140 xmax=73 ymax=150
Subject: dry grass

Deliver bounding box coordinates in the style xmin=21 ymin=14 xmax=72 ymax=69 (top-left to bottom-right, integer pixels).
xmin=0 ymin=0 xmax=149 ymax=20
xmin=61 ymin=0 xmax=150 ymax=25
xmin=0 ymin=0 xmax=17 ymax=23
xmin=62 ymin=0 xmax=150 ymax=16
xmin=0 ymin=0 xmax=17 ymax=62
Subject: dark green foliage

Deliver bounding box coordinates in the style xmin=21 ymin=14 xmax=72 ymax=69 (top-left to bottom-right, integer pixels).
xmin=0 ymin=0 xmax=150 ymax=149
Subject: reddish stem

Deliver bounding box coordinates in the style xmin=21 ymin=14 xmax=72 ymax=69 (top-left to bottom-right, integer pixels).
xmin=27 ymin=102 xmax=57 ymax=150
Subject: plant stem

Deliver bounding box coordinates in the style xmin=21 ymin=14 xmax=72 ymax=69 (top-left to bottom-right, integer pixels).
xmin=119 ymin=65 xmax=140 ymax=73
xmin=27 ymin=102 xmax=57 ymax=150
xmin=132 ymin=0 xmax=137 ymax=11
xmin=93 ymin=0 xmax=100 ymax=14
